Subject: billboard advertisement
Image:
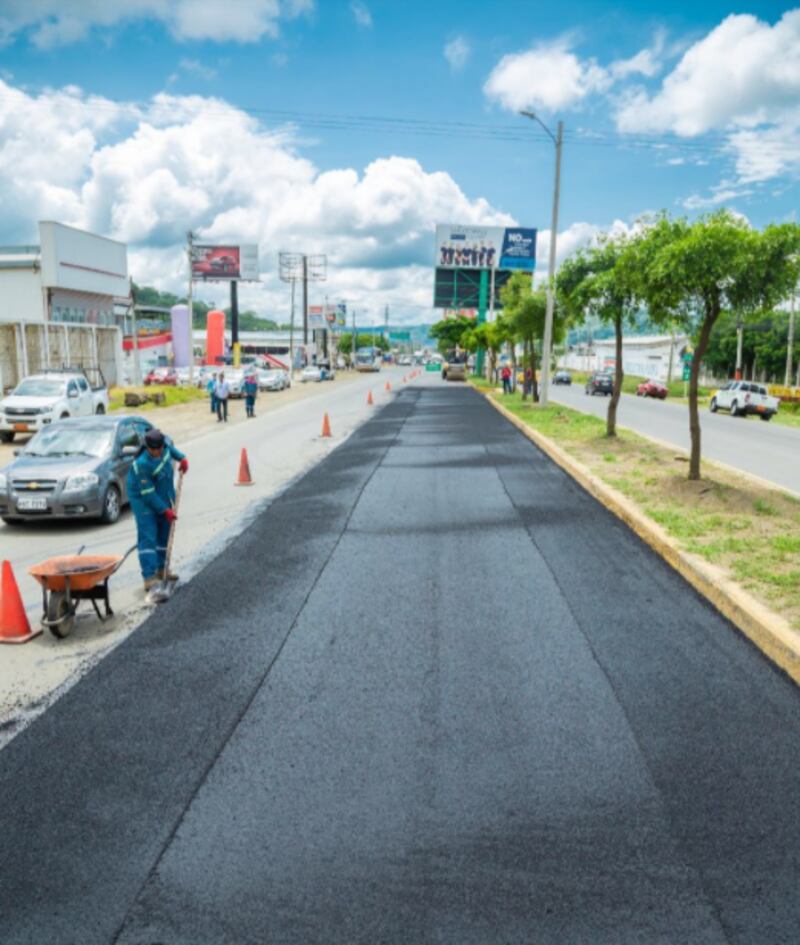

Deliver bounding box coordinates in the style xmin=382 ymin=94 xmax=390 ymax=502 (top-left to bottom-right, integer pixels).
xmin=191 ymin=244 xmax=259 ymax=281
xmin=435 ymin=224 xmax=537 ymax=272
xmin=308 ymin=303 xmax=344 ymax=329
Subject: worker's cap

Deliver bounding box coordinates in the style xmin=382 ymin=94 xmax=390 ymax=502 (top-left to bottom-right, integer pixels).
xmin=144 ymin=429 xmax=166 ymax=450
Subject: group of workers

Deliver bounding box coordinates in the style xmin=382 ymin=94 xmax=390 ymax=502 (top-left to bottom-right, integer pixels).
xmin=205 ymin=371 xmax=259 ymax=421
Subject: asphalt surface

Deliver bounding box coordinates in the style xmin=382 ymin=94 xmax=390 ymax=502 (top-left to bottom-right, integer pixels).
xmin=550 ymin=382 xmax=800 ymax=494
xmin=2 ymin=380 xmax=800 ymax=944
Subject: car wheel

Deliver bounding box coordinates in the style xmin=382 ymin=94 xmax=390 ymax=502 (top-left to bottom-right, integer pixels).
xmin=760 ymin=413 xmax=772 ymax=422
xmin=710 ymin=397 xmax=718 ymax=413
xmin=99 ymin=484 xmax=121 ymax=525
xmin=730 ymin=399 xmax=740 ymax=417
xmin=60 ymin=412 xmax=70 ymax=419
xmin=95 ymin=404 xmax=106 ymax=415
xmin=0 ymin=431 xmax=14 ymax=443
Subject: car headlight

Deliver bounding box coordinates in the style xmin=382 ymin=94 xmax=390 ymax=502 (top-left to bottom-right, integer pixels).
xmin=63 ymin=473 xmax=99 ymax=493
xmin=0 ymin=472 xmax=7 ymax=491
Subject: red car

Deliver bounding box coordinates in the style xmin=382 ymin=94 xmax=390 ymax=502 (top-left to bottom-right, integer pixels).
xmin=636 ymin=378 xmax=668 ymax=399
xmin=143 ymin=367 xmax=178 ymax=386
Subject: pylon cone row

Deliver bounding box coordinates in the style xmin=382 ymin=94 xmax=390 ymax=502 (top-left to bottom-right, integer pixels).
xmin=0 ymin=560 xmax=41 ymax=645
xmin=235 ymin=448 xmax=254 ymax=486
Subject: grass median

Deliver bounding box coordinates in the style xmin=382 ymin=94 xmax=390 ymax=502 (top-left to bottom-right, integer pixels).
xmin=476 ymin=382 xmax=800 ymax=631
xmin=109 ymin=385 xmax=208 ymax=411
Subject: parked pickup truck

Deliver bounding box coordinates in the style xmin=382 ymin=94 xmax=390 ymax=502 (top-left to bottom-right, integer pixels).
xmin=710 ymin=380 xmax=779 ymax=421
xmin=0 ymin=369 xmax=109 ymax=442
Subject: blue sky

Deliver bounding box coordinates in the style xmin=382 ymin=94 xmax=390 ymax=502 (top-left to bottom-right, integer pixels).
xmin=0 ymin=1 xmax=797 ymax=322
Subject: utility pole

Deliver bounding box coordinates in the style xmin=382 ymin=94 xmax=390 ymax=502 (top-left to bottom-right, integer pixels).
xmin=289 ymin=279 xmax=296 ymax=374
xmin=302 ymin=255 xmax=308 ymax=345
xmin=351 ymin=309 xmax=356 ymax=364
xmin=187 ymin=230 xmax=194 ymax=384
xmin=520 ymin=111 xmax=563 ymax=406
xmin=786 ymin=289 xmax=796 ymax=387
xmin=280 ymin=252 xmax=326 ymax=370
xmin=230 ymin=280 xmax=240 ymax=368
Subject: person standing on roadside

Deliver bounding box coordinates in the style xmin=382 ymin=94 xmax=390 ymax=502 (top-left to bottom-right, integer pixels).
xmin=501 ymin=364 xmax=512 ymax=394
xmin=127 ymin=428 xmax=188 ymax=593
xmin=207 ymin=372 xmax=217 ymax=414
xmin=244 ymin=372 xmax=258 ymax=418
xmin=214 ymin=371 xmax=230 ymax=423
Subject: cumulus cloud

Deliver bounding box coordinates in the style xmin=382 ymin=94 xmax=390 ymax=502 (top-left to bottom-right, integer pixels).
xmin=444 ymin=36 xmax=471 ymax=72
xmin=615 ymin=11 xmax=800 ymax=135
xmin=350 ymin=1 xmax=372 ymax=29
xmin=484 ymin=40 xmax=609 ymax=112
xmin=0 ymin=78 xmax=520 ymax=322
xmin=0 ymin=0 xmax=314 ymax=47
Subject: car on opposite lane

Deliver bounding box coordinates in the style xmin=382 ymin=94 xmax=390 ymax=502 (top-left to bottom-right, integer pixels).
xmin=585 ymin=373 xmax=614 ymax=396
xmin=553 ymin=370 xmax=572 ymax=385
xmin=637 ymin=378 xmax=668 ymax=399
xmin=0 ymin=415 xmax=154 ymax=526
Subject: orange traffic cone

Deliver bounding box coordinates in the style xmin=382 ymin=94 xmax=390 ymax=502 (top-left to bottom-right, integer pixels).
xmin=402 ymin=375 xmax=407 ymax=383
xmin=385 ymin=380 xmax=392 ymax=392
xmin=234 ymin=448 xmax=254 ymax=486
xmin=321 ymin=412 xmax=332 ymax=437
xmin=367 ymin=390 xmax=374 ymax=405
xmin=0 ymin=561 xmax=41 ymax=644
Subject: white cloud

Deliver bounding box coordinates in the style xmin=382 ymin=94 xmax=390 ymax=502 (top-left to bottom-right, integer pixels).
xmin=0 ymin=0 xmax=314 ymax=47
xmin=444 ymin=36 xmax=471 ymax=72
xmin=727 ymin=120 xmax=800 ymax=182
xmin=0 ymin=78 xmax=518 ymax=322
xmin=179 ymin=58 xmax=217 ymax=80
xmin=609 ymin=31 xmax=665 ymax=80
xmin=350 ymin=1 xmax=372 ymax=29
xmin=484 ymin=40 xmax=609 ymax=112
xmin=615 ymin=11 xmax=800 ymax=135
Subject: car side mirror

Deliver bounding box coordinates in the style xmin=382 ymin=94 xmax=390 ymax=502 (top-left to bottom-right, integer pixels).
xmin=121 ymin=445 xmax=139 ymax=457
xmin=68 ymin=389 xmax=79 ymax=398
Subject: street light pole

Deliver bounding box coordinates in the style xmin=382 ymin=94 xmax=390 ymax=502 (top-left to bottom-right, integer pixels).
xmin=787 ymin=279 xmax=797 ymax=388
xmin=520 ymin=111 xmax=563 ymax=407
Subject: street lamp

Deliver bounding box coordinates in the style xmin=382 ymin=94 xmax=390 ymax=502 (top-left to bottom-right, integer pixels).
xmin=520 ymin=110 xmax=563 ymax=407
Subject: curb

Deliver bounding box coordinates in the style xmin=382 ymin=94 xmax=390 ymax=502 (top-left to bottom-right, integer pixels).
xmin=481 ymin=390 xmax=800 ymax=686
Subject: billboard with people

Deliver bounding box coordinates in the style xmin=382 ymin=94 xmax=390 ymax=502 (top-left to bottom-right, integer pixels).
xmin=435 ymin=224 xmax=537 ymax=272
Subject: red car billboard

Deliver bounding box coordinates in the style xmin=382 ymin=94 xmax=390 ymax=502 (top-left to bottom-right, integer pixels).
xmin=192 ymin=245 xmax=241 ymax=280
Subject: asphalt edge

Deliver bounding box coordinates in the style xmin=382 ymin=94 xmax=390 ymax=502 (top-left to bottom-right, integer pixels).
xmin=480 ymin=389 xmax=800 ymax=686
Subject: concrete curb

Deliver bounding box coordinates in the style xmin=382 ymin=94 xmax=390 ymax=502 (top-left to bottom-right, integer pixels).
xmin=481 ymin=390 xmax=800 ymax=686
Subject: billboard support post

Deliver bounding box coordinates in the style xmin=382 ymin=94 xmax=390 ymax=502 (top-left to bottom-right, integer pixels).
xmin=231 ymin=280 xmax=240 ymax=368
xmin=476 ymin=269 xmax=488 ymax=376
xmin=186 ymin=231 xmax=194 ymax=384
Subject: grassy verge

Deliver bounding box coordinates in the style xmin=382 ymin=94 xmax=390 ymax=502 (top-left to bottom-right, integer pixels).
xmin=108 ymin=385 xmax=208 ymax=412
xmin=482 ymin=387 xmax=800 ymax=631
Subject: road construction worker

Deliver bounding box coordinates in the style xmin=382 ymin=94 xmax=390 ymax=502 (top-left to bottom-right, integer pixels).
xmin=244 ymin=373 xmax=258 ymax=418
xmin=127 ymin=428 xmax=189 ymax=592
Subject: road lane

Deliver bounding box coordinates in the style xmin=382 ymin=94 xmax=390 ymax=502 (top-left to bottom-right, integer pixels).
xmin=1 ymin=380 xmax=800 ymax=944
xmin=549 ymin=382 xmax=800 ymax=493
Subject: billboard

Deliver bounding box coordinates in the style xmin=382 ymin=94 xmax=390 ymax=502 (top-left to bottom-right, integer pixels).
xmin=308 ymin=303 xmax=344 ymax=329
xmin=435 ymin=224 xmax=537 ymax=272
xmin=191 ymin=244 xmax=259 ymax=281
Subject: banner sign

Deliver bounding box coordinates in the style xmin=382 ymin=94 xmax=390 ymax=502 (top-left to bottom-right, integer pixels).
xmin=192 ymin=244 xmax=259 ymax=281
xmin=435 ymin=224 xmax=537 ymax=272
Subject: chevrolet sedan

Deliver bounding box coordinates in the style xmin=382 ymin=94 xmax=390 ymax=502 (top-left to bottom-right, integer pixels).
xmin=0 ymin=415 xmax=153 ymax=526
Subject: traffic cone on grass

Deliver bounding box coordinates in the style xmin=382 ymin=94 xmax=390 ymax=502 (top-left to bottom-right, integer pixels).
xmin=235 ymin=448 xmax=254 ymax=486
xmin=0 ymin=561 xmax=41 ymax=644
xmin=321 ymin=412 xmax=332 ymax=437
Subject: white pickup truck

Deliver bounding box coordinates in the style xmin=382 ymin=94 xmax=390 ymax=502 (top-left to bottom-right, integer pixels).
xmin=0 ymin=370 xmax=109 ymax=442
xmin=710 ymin=380 xmax=780 ymax=421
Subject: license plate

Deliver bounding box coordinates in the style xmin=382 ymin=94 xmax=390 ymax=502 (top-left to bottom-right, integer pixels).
xmin=13 ymin=423 xmax=29 ymax=432
xmin=17 ymin=495 xmax=47 ymax=511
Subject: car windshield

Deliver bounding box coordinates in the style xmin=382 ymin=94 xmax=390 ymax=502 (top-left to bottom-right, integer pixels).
xmin=23 ymin=426 xmax=113 ymax=458
xmin=12 ymin=379 xmax=64 ymax=397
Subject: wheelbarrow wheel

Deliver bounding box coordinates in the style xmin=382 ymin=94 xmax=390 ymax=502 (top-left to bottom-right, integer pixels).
xmin=47 ymin=591 xmax=76 ymax=638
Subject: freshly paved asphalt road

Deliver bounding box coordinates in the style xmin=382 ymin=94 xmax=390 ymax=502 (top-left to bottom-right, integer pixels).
xmin=2 ymin=380 xmax=800 ymax=944
xmin=550 ymin=382 xmax=800 ymax=494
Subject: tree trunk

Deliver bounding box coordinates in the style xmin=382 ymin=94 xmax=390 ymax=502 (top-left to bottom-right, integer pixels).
xmin=688 ymin=302 xmax=720 ymax=480
xmin=607 ymin=313 xmax=624 ymax=437
xmin=510 ymin=342 xmax=517 ymax=394
xmin=529 ymin=342 xmax=539 ymax=403
xmin=520 ymin=339 xmax=529 ymax=400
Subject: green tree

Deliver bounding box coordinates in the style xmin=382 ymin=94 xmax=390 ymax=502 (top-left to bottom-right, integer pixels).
xmin=430 ymin=316 xmax=473 ymax=354
xmin=559 ymin=233 xmax=641 ymax=436
xmin=628 ymin=211 xmax=800 ymax=479
xmin=500 ymin=273 xmax=564 ymax=401
xmin=704 ymin=310 xmax=798 ymax=382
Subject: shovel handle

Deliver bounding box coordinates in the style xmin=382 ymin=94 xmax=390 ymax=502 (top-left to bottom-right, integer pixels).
xmin=163 ymin=469 xmax=184 ymax=576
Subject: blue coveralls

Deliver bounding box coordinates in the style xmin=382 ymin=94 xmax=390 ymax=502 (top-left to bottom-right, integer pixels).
xmin=126 ymin=440 xmax=186 ymax=580
xmin=244 ymin=378 xmax=258 ymax=417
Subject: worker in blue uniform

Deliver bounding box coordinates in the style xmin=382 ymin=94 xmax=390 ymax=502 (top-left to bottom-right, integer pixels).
xmin=127 ymin=428 xmax=189 ymax=592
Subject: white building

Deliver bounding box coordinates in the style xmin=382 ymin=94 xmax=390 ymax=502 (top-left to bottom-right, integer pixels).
xmin=563 ymin=333 xmax=690 ymax=382
xmin=0 ymin=222 xmax=129 ymax=390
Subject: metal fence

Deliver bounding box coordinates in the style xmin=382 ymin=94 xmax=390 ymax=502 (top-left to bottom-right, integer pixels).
xmin=0 ymin=322 xmax=122 ymax=392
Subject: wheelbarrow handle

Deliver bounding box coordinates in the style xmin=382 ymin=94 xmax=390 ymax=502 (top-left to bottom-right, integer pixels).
xmin=110 ymin=544 xmax=139 ymax=576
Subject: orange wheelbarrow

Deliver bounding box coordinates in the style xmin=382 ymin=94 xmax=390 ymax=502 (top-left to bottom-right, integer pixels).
xmin=28 ymin=544 xmax=137 ymax=638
